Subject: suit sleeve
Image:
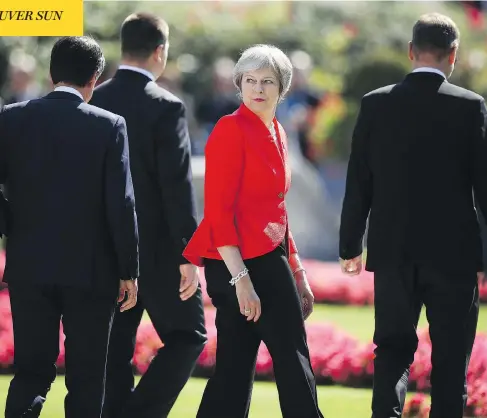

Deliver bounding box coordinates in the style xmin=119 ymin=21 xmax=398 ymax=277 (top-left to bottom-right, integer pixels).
xmin=155 ymin=101 xmax=198 ymax=265
xmin=105 ymin=116 xmax=139 ymax=279
xmin=0 ymin=106 xmax=10 ymax=238
xmin=472 ymin=98 xmax=487 ymax=233
xmin=339 ymin=97 xmax=373 ymax=260
xmin=204 ymin=117 xmax=243 ymax=248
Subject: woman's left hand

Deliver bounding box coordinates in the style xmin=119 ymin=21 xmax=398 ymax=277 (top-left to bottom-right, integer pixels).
xmin=294 ymin=270 xmax=314 ymax=320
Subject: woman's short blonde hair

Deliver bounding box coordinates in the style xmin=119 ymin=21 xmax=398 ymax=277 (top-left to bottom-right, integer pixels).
xmin=233 ymin=44 xmax=293 ymax=102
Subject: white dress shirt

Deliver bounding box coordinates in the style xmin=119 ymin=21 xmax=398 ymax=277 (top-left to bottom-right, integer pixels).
xmin=54 ymin=86 xmax=84 ymax=100
xmin=412 ymin=66 xmax=446 ymax=79
xmin=118 ymin=65 xmax=155 ymax=81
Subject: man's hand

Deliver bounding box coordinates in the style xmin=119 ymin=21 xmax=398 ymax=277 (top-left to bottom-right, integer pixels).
xmin=339 ymin=254 xmax=363 ymax=276
xmin=180 ymin=264 xmax=199 ymax=301
xmin=118 ymin=279 xmax=138 ymax=312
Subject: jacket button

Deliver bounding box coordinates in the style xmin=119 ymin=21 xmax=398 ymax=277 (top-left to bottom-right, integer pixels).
xmin=278 ymin=192 xmax=284 ymax=198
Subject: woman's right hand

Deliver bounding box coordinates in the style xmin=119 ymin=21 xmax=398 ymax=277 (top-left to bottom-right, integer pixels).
xmin=235 ymin=275 xmax=261 ymax=322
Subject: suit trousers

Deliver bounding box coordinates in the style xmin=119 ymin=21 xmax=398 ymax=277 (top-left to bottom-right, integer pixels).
xmin=5 ymin=282 xmax=117 ymax=418
xmin=196 ymin=246 xmax=324 ymax=418
xmin=101 ymin=259 xmax=207 ymax=418
xmin=371 ymin=264 xmax=479 ymax=418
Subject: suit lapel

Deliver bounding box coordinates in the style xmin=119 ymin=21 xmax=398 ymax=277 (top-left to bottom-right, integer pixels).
xmin=236 ymin=105 xmax=275 ymax=169
xmin=236 ymin=105 xmax=288 ymax=191
xmin=236 ymin=104 xmax=286 ymax=181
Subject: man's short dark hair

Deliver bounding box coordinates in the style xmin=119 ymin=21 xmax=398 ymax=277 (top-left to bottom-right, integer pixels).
xmin=121 ymin=13 xmax=168 ymax=60
xmin=412 ymin=13 xmax=460 ymax=61
xmin=50 ymin=36 xmax=105 ymax=87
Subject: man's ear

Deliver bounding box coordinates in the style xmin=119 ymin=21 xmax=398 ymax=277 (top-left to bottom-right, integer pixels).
xmin=448 ymin=47 xmax=457 ymax=66
xmin=87 ymin=74 xmax=98 ymax=90
xmin=154 ymin=44 xmax=165 ymax=63
xmin=408 ymin=41 xmax=414 ymax=61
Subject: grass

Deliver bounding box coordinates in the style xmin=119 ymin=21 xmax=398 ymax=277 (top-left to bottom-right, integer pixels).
xmin=308 ymin=304 xmax=487 ymax=341
xmin=143 ymin=303 xmax=487 ymax=342
xmin=0 ymin=375 xmax=428 ymax=418
xmin=2 ymin=301 xmax=482 ymax=416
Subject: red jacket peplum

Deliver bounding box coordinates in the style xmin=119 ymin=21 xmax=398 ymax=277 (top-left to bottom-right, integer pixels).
xmin=183 ymin=103 xmax=298 ymax=267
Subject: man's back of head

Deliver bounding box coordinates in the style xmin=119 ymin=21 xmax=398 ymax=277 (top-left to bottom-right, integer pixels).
xmin=120 ymin=12 xmax=169 ymax=79
xmin=50 ymin=36 xmax=105 ymax=101
xmin=409 ymin=13 xmax=460 ymax=78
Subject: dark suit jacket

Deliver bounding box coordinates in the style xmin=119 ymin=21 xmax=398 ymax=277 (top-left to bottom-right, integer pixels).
xmin=339 ymin=71 xmax=487 ymax=274
xmin=0 ymin=91 xmax=139 ymax=293
xmin=90 ymin=69 xmax=197 ymax=280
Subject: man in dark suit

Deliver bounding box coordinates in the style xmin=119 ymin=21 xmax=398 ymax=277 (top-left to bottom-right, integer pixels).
xmin=90 ymin=13 xmax=207 ymax=418
xmin=0 ymin=36 xmax=139 ymax=418
xmin=339 ymin=13 xmax=484 ymax=418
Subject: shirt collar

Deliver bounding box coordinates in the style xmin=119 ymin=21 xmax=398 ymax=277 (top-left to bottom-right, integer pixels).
xmin=53 ymin=86 xmax=84 ymax=101
xmin=412 ymin=67 xmax=446 ymax=79
xmin=118 ymin=65 xmax=155 ymax=81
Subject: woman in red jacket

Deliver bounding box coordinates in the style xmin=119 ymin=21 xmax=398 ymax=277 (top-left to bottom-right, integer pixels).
xmin=183 ymin=44 xmax=323 ymax=418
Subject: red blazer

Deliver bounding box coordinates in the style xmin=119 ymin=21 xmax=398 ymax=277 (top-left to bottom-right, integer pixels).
xmin=183 ymin=103 xmax=298 ymax=267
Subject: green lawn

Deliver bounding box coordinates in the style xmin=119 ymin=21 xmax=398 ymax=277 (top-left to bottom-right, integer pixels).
xmin=308 ymin=304 xmax=487 ymax=341
xmin=2 ymin=303 xmax=483 ymax=417
xmin=143 ymin=303 xmax=487 ymax=343
xmin=0 ymin=375 xmax=428 ymax=418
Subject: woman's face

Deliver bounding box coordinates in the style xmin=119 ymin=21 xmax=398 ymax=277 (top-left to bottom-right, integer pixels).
xmin=240 ymin=67 xmax=280 ymax=120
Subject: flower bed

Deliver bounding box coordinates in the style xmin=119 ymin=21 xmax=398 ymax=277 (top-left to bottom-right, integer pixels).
xmin=402 ymin=330 xmax=487 ymax=418
xmin=134 ymin=313 xmax=487 ymax=417
xmin=198 ymin=261 xmax=487 ymax=306
xmin=0 ymin=253 xmax=485 ymax=304
xmin=0 ymin=290 xmax=485 ymax=417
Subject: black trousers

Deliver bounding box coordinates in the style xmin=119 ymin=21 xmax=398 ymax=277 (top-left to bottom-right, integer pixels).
xmin=371 ymin=264 xmax=479 ymax=418
xmin=5 ymin=282 xmax=117 ymax=418
xmin=101 ymin=259 xmax=207 ymax=418
xmin=197 ymin=247 xmax=324 ymax=418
